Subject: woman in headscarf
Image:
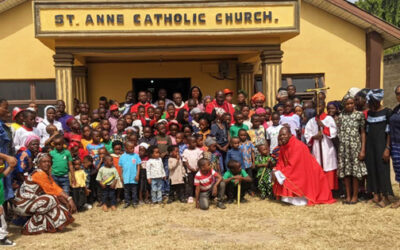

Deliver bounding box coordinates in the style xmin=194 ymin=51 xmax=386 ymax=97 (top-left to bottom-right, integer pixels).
xmin=249 ymin=92 xmax=266 ymax=118
xmin=199 ymin=95 xmax=213 ymax=112
xmin=13 ymin=153 xmax=76 ymax=235
xmin=14 ymin=135 xmax=40 ymax=187
xmin=365 ymin=89 xmax=393 ymax=207
xmin=390 ymin=85 xmax=400 ymax=208
xmin=37 ymin=105 xmax=63 ymax=148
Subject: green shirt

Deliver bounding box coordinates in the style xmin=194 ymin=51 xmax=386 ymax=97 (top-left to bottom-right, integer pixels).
xmin=102 ymin=140 xmax=113 ymax=154
xmin=50 ymin=149 xmax=72 ymax=176
xmin=223 ymin=169 xmax=248 ymax=184
xmin=229 ymin=124 xmax=249 ymax=138
xmin=96 ymin=166 xmax=120 ymax=185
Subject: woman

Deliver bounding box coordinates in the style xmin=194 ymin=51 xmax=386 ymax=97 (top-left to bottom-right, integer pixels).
xmin=37 ymin=105 xmax=63 ymax=148
xmin=234 ymin=90 xmax=248 ymax=112
xmin=14 ymin=135 xmax=40 ymax=187
xmin=390 ymin=85 xmax=400 ymax=208
xmin=13 ymin=153 xmax=76 ymax=235
xmin=365 ymin=89 xmax=393 ymax=207
xmin=210 ymin=108 xmax=229 ymax=172
xmin=188 ymin=86 xmax=203 ymax=107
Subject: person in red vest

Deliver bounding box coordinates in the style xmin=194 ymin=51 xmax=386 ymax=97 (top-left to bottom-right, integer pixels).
xmin=273 ymin=127 xmax=336 ymax=206
xmin=130 ymin=91 xmax=153 ymax=116
xmin=205 ymin=91 xmax=234 ymax=120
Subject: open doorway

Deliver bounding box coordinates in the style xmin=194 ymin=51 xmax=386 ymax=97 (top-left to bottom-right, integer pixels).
xmin=132 ymin=78 xmax=191 ymax=103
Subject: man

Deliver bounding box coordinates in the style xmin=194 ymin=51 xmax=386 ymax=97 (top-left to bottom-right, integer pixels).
xmin=130 ymin=91 xmax=153 ymax=115
xmin=153 ymin=88 xmax=173 ymax=108
xmin=304 ymin=102 xmax=338 ymax=190
xmin=120 ymin=90 xmax=135 ymax=116
xmin=172 ymin=92 xmax=185 ymax=112
xmin=56 ymin=100 xmax=73 ymax=131
xmin=205 ymin=91 xmax=235 ymax=119
xmin=273 ymin=127 xmax=335 ymax=206
xmin=287 ymin=85 xmax=297 ymax=100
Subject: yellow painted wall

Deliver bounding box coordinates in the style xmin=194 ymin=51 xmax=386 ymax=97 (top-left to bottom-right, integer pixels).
xmin=0 ymin=1 xmax=54 ymax=79
xmin=281 ymin=1 xmax=367 ymax=101
xmin=87 ymin=61 xmax=236 ymax=109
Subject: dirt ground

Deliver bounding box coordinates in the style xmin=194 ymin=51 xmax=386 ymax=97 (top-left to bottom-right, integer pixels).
xmin=8 ymin=182 xmax=400 ymax=250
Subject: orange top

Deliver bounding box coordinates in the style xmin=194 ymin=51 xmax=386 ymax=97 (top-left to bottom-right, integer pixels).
xmin=112 ymin=155 xmax=123 ymax=178
xmin=32 ymin=171 xmax=63 ymax=196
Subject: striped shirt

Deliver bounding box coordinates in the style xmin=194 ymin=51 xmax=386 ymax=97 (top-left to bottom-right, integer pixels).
xmin=194 ymin=169 xmax=218 ymax=192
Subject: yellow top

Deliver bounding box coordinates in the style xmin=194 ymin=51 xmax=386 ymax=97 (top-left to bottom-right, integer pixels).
xmin=69 ymin=169 xmax=87 ymax=188
xmin=81 ymin=138 xmax=93 ymax=150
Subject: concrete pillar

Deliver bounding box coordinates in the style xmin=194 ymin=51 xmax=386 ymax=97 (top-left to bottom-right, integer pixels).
xmin=73 ymin=66 xmax=88 ymax=103
xmin=260 ymin=45 xmax=284 ymax=108
xmin=366 ymin=31 xmax=383 ymax=89
xmin=53 ymin=53 xmax=74 ymax=114
xmin=237 ymin=63 xmax=254 ymax=101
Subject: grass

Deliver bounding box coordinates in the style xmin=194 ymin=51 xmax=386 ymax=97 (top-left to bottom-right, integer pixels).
xmin=9 ymin=182 xmax=400 ymax=249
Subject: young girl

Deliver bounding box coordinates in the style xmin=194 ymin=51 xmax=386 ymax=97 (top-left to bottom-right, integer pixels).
xmin=255 ymin=144 xmax=276 ymax=199
xmin=238 ymin=129 xmax=255 ymax=195
xmin=124 ymin=113 xmax=133 ymax=127
xmin=198 ymin=118 xmax=210 ymax=143
xmin=337 ymin=96 xmax=367 ymax=205
xmin=111 ymin=141 xmax=124 ymax=204
xmin=13 ymin=110 xmax=40 ymax=152
xmin=101 ymin=130 xmax=113 ymax=153
xmin=70 ymin=158 xmax=88 ymax=212
xmin=167 ymin=145 xmax=186 ymax=203
xmin=210 ymin=108 xmax=229 ymax=155
xmin=81 ymin=125 xmax=93 ymax=150
xmin=146 ymin=146 xmax=166 ymax=204
xmin=167 ymin=122 xmax=180 ymax=145
xmin=182 ymin=136 xmax=204 ymax=203
xmin=166 ymin=103 xmax=176 ymax=121
xmin=15 ymin=135 xmax=40 ymax=186
xmin=248 ymin=114 xmax=266 ymax=146
xmin=138 ymin=143 xmax=150 ymax=204
xmin=96 ymin=155 xmax=120 ymax=212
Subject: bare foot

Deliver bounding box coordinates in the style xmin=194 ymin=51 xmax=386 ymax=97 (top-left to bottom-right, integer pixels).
xmin=111 ymin=205 xmax=117 ymax=211
xmin=377 ymin=199 xmax=390 ymax=208
xmin=102 ymin=205 xmax=108 ymax=212
xmin=391 ymin=200 xmax=400 ymax=209
xmin=350 ymin=197 xmax=358 ymax=203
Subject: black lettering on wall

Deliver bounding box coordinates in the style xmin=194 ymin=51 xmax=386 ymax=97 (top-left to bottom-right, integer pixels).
xmin=244 ymin=12 xmax=252 ymax=23
xmin=97 ymin=14 xmax=104 ymax=24
xmin=254 ymin=12 xmax=261 ymax=22
xmin=154 ymin=14 xmax=162 ymax=24
xmin=216 ymin=13 xmax=222 ymax=23
xmin=225 ymin=13 xmax=232 ymax=24
xmin=235 ymin=12 xmax=242 ymax=23
xmin=66 ymin=15 xmax=74 ymax=25
xmin=198 ymin=13 xmax=205 ymax=24
xmin=133 ymin=14 xmax=140 ymax=24
xmin=164 ymin=13 xmax=172 ymax=24
xmin=144 ymin=14 xmax=153 ymax=24
xmin=117 ymin=14 xmax=124 ymax=24
xmin=174 ymin=14 xmax=182 ymax=23
xmin=107 ymin=14 xmax=114 ymax=24
xmin=86 ymin=14 xmax=94 ymax=25
xmin=263 ymin=11 xmax=272 ymax=22
xmin=55 ymin=15 xmax=63 ymax=25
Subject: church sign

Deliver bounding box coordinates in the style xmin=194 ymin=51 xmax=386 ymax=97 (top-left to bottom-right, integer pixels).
xmin=34 ymin=1 xmax=299 ymax=37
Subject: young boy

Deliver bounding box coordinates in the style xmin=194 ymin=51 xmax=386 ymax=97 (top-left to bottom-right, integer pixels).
xmin=155 ymin=123 xmax=172 ymax=197
xmin=238 ymin=129 xmax=256 ymax=195
xmin=266 ymin=112 xmax=283 ymax=153
xmin=70 ymin=158 xmax=88 ymax=211
xmin=96 ymin=155 xmax=120 ymax=212
xmin=223 ymin=159 xmax=252 ymax=203
xmin=279 ymin=100 xmax=300 ymax=137
xmin=203 ymin=137 xmax=222 ymax=174
xmin=139 ymin=126 xmax=157 ymax=146
xmin=82 ymin=155 xmax=95 ymax=206
xmin=86 ymin=130 xmax=105 ymax=162
xmin=194 ymin=158 xmax=226 ymax=210
xmin=229 ymin=113 xmax=249 ymax=138
xmin=176 ymin=132 xmax=188 ymax=156
xmin=182 ymin=136 xmax=204 ymax=203
xmin=138 ymin=143 xmax=150 ymax=204
xmin=167 ymin=145 xmax=186 ymax=203
xmin=119 ymin=141 xmax=141 ymax=208
xmin=225 ymin=137 xmax=245 ymax=170
xmin=101 ymin=130 xmax=113 ymax=153
xmin=50 ymin=135 xmax=75 ymax=194
xmin=111 ymin=119 xmax=127 ymax=144
xmin=255 ymin=144 xmax=276 ymax=200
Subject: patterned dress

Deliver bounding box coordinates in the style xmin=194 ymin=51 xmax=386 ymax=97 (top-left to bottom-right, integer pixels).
xmin=337 ymin=111 xmax=367 ymax=179
xmin=255 ymin=155 xmax=276 ymax=199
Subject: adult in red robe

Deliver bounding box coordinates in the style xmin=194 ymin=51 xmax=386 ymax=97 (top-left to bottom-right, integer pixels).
xmin=130 ymin=91 xmax=153 ymax=116
xmin=273 ymin=127 xmax=336 ymax=206
xmin=205 ymin=91 xmax=235 ymax=122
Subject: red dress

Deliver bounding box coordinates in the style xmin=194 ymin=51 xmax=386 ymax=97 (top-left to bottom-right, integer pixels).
xmin=273 ymin=136 xmax=336 ymax=206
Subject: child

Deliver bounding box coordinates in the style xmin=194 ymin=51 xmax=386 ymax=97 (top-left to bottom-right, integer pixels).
xmin=124 ymin=113 xmax=133 ymax=127
xmin=176 ymin=132 xmax=188 ymax=155
xmin=100 ymin=119 xmax=111 ymax=134
xmin=238 ymin=129 xmax=256 ymax=195
xmin=241 ymin=105 xmax=252 ymax=129
xmin=279 ymin=100 xmax=300 ymax=137
xmin=81 ymin=125 xmax=93 ymax=150
xmin=101 ymin=130 xmax=113 ymax=153
xmin=167 ymin=122 xmax=180 ymax=145
xmin=111 ymin=119 xmax=127 ymax=144
xmin=119 ymin=141 xmax=141 ymax=208
xmin=86 ymin=130 xmax=105 ymax=162
xmin=108 ymin=104 xmax=120 ymax=135
xmin=198 ymin=118 xmax=210 ymax=142
xmin=195 ymin=134 xmax=206 ymax=151
xmin=110 ymin=141 xmax=124 ymax=203
xmin=167 ymin=145 xmax=186 ymax=203
xmin=223 ymin=159 xmax=252 ymax=203
xmin=49 ymin=135 xmax=75 ymax=194
xmin=166 ymin=103 xmax=176 ymax=121
xmin=194 ymin=158 xmax=226 ymax=210
xmin=146 ymin=146 xmax=166 ymax=204
xmin=248 ymin=114 xmax=266 ymax=146
xmin=182 ymin=136 xmax=204 ymax=203
xmin=138 ymin=143 xmax=150 ymax=204
xmin=255 ymin=144 xmax=276 ymax=199
xmin=93 ymin=147 xmax=108 ymax=206
xmin=190 ymin=108 xmax=201 ymax=133
xmin=155 ymin=123 xmax=172 ymax=197
xmin=44 ymin=124 xmax=59 ymax=148
xmin=229 ymin=113 xmax=249 ymax=138
xmin=80 ymin=113 xmax=90 ymax=127
xmin=139 ymin=126 xmax=157 ymax=146
xmin=96 ymin=155 xmax=120 ymax=212
xmin=266 ymin=112 xmax=283 ymax=153
xmin=83 ymin=155 xmax=96 ymax=205
xmin=70 ymin=158 xmax=88 ymax=211
xmin=225 ymin=137 xmax=245 ymax=170
xmin=0 ymin=153 xmax=17 ymax=246
xmin=13 ymin=110 xmax=40 ymax=152
xmin=203 ymin=137 xmax=222 ymax=174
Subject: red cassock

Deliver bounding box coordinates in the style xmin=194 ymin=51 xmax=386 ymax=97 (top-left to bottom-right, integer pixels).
xmin=273 ymin=136 xmax=336 ymax=206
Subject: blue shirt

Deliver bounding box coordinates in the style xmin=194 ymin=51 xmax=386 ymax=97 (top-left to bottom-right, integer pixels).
xmin=86 ymin=143 xmax=105 ymax=162
xmin=225 ymin=148 xmax=245 ymax=169
xmin=119 ymin=153 xmax=141 ymax=184
xmin=239 ymin=141 xmax=255 ymax=169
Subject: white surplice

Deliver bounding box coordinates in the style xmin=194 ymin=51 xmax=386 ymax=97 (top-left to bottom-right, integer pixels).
xmin=304 ymin=114 xmax=337 ymax=172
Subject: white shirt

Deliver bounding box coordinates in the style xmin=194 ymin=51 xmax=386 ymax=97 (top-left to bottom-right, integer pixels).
xmin=146 ymin=158 xmax=166 ymax=179
xmin=280 ymin=114 xmax=300 ymax=136
xmin=37 ymin=119 xmax=63 ymax=147
xmin=13 ymin=126 xmax=40 ymax=152
xmin=266 ymin=125 xmax=283 ymax=153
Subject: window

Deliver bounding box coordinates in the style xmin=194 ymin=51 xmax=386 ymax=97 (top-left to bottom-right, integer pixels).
xmin=254 ymin=74 xmax=325 ymax=99
xmin=0 ymin=80 xmax=57 ymax=118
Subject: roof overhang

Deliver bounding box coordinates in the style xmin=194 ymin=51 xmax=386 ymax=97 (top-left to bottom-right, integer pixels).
xmin=0 ymin=0 xmax=27 ymax=14
xmin=304 ymin=0 xmax=400 ymax=49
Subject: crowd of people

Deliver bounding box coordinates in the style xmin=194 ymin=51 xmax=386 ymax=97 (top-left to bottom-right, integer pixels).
xmin=0 ymin=84 xmax=399 ymax=246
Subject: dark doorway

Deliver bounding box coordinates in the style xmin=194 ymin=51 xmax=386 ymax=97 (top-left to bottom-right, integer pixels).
xmin=132 ymin=78 xmax=191 ymax=103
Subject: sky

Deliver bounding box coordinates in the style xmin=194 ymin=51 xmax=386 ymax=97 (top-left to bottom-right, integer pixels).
xmin=348 ymin=0 xmax=357 ymax=3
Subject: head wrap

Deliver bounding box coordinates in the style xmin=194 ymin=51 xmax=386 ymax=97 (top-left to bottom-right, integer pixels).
xmin=366 ymin=89 xmax=384 ymax=103
xmin=204 ymin=136 xmax=217 ymax=147
xmin=214 ymin=107 xmax=226 ymax=117
xmin=251 ymin=92 xmax=266 ymax=103
xmin=43 ymin=105 xmax=56 ymax=121
xmin=33 ymin=153 xmax=50 ymax=167
xmin=347 ymin=87 xmax=361 ymax=98
xmin=139 ymin=142 xmax=150 ymax=149
xmin=190 ymin=108 xmax=201 ymax=116
xmin=24 ymin=134 xmax=40 ymax=147
xmin=167 ymin=120 xmax=182 ymax=131
xmin=355 ymin=88 xmax=370 ymax=99
xmin=66 ymin=117 xmax=75 ymax=126
xmin=255 ymin=108 xmax=266 ymax=115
